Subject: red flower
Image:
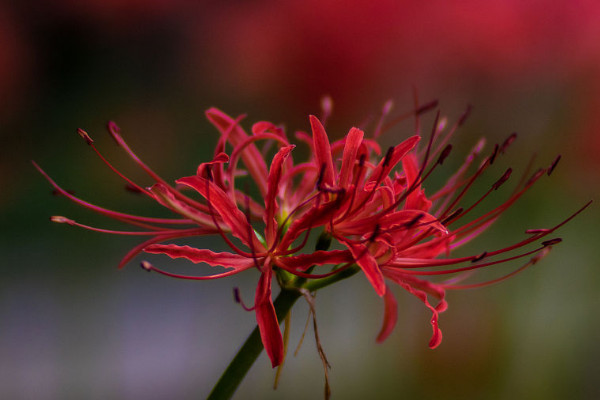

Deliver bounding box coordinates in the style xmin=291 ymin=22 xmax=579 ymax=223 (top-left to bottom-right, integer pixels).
xmin=35 ymin=101 xmax=589 ymax=368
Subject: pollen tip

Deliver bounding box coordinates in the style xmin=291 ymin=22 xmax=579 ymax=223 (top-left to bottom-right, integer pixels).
xmin=50 ymin=215 xmax=73 ymax=224
xmin=77 ymin=128 xmax=94 ymax=145
xmin=320 ymin=96 xmax=333 ymax=113
xmin=383 ymin=99 xmax=394 ymax=114
xmin=140 ymin=260 xmax=153 ymax=272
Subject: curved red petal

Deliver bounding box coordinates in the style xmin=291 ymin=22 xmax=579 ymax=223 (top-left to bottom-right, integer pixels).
xmin=376 ymin=286 xmax=398 ymax=343
xmin=265 ymin=145 xmax=295 ymax=246
xmin=176 ymin=176 xmax=263 ymax=250
xmin=206 ymin=108 xmax=269 ymax=196
xmin=309 ymin=115 xmax=335 ymax=187
xmin=144 ymin=244 xmax=255 ymax=271
xmin=345 ymin=242 xmax=386 ymax=297
xmin=383 ymin=270 xmax=447 ymax=348
xmin=339 ymin=127 xmax=364 ymax=188
xmin=255 ymin=266 xmax=284 ymax=367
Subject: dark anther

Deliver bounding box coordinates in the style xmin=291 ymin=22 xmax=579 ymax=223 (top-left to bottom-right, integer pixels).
xmin=489 ymin=144 xmax=499 ymax=165
xmin=458 ymin=104 xmax=473 ymax=126
xmin=416 ymin=100 xmax=439 ymax=115
xmin=542 ymin=238 xmax=562 ymax=247
xmin=316 ymin=163 xmax=326 ymax=190
xmin=77 ymin=128 xmax=94 ymax=145
xmin=205 ymin=164 xmax=214 ymax=181
xmin=437 ymin=144 xmax=453 ymax=165
xmin=404 ymin=213 xmax=425 ymax=229
xmin=441 ymin=207 xmax=463 ymax=225
xmin=471 ymin=251 xmax=488 ymax=263
xmin=547 ymin=155 xmax=561 ymax=176
xmin=383 ymin=146 xmax=395 ymax=167
xmin=493 ymin=168 xmax=512 ymax=190
xmin=500 ymin=132 xmax=517 ymax=153
xmin=368 ymin=224 xmax=381 ymax=242
xmin=233 ymin=287 xmax=241 ymax=304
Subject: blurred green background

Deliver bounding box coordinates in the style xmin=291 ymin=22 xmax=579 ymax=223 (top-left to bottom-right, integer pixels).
xmin=2 ymin=1 xmax=598 ymax=399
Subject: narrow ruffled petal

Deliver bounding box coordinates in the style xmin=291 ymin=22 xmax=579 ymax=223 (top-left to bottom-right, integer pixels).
xmin=255 ymin=265 xmax=284 ymax=367
xmin=309 ymin=115 xmax=335 ymax=187
xmin=145 ymin=244 xmax=256 ymax=271
xmin=339 ymin=127 xmax=364 ymax=188
xmin=376 ymin=286 xmax=398 ymax=343
xmin=345 ymin=242 xmax=386 ymax=296
xmin=206 ymin=108 xmax=269 ymax=196
xmin=264 ymin=145 xmax=295 ymax=246
xmin=368 ymin=135 xmax=420 ymax=185
xmin=383 ymin=270 xmax=447 ymax=348
xmin=402 ymin=153 xmax=433 ymax=211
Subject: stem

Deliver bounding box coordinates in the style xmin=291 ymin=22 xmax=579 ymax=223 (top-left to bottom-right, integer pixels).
xmin=208 ymin=231 xmax=358 ymax=399
xmin=207 ymin=288 xmax=301 ymax=400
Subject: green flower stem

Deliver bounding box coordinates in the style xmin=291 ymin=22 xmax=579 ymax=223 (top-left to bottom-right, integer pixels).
xmin=207 ymin=288 xmax=301 ymax=400
xmin=207 ymin=264 xmax=360 ymax=400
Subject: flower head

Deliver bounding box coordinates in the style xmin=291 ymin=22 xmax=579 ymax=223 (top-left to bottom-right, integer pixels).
xmin=35 ymin=99 xmax=589 ymax=369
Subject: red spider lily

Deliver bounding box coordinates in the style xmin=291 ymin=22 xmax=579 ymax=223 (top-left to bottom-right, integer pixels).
xmin=34 ymin=101 xmax=590 ymax=368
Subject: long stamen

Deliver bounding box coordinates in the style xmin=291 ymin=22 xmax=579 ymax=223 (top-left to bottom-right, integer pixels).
xmin=107 ymin=121 xmax=211 ymax=214
xmin=33 ymin=161 xmax=194 ymax=227
xmin=77 ymin=128 xmax=152 ymax=198
xmin=50 ymin=216 xmax=213 ymax=236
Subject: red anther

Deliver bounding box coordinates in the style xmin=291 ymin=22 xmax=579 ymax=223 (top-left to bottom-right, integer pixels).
xmin=493 ymin=168 xmax=512 ymax=190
